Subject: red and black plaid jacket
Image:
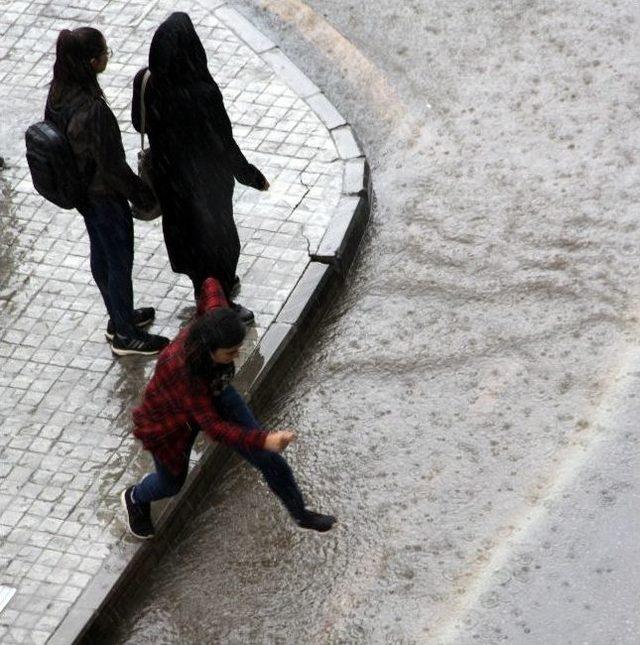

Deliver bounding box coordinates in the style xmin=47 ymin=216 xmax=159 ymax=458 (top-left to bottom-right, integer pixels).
xmin=132 ymin=277 xmax=268 ymax=475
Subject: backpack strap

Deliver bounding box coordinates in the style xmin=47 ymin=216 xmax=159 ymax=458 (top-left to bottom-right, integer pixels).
xmin=140 ymin=69 xmax=151 ymax=150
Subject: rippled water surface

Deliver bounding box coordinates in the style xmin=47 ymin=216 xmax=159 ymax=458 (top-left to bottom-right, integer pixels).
xmin=109 ymin=1 xmax=640 ymax=643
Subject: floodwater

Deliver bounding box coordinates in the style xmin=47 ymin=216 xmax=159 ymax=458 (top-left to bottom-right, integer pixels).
xmin=109 ymin=1 xmax=640 ymax=643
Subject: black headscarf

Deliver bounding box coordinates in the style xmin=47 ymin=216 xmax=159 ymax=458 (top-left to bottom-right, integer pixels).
xmin=148 ymin=12 xmax=216 ymax=89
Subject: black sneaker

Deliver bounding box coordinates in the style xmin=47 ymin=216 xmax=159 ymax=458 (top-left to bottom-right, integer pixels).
xmin=231 ymin=302 xmax=255 ymax=325
xmin=111 ymin=331 xmax=170 ymax=357
xmin=105 ymin=307 xmax=156 ymax=341
xmin=296 ymin=510 xmax=336 ymax=533
xmin=121 ymin=486 xmax=154 ymax=539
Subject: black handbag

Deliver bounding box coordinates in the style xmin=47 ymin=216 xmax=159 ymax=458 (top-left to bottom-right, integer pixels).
xmin=132 ymin=70 xmax=162 ymax=221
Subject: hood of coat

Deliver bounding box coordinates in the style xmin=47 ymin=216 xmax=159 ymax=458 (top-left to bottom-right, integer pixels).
xmin=149 ymin=12 xmax=216 ymax=89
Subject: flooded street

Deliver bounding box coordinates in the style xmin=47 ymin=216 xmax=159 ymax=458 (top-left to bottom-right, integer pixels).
xmin=108 ymin=1 xmax=640 ymax=643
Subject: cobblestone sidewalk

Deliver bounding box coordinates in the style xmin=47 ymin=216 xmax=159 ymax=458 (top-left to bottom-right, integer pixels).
xmin=0 ymin=1 xmax=362 ymax=642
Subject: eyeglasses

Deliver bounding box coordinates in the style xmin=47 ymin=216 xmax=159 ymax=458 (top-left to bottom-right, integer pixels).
xmin=102 ymin=47 xmax=113 ymax=59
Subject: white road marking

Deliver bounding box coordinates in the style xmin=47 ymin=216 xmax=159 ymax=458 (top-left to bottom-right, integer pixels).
xmin=427 ymin=343 xmax=638 ymax=643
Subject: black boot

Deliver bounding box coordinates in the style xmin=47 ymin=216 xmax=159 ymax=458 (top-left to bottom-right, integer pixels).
xmin=231 ymin=302 xmax=255 ymax=325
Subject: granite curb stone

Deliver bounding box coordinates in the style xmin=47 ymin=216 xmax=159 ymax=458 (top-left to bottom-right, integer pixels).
xmin=214 ymin=6 xmax=276 ymax=54
xmin=305 ymin=92 xmax=347 ymax=130
xmin=343 ymin=157 xmax=367 ymax=195
xmin=314 ymin=195 xmax=365 ymax=260
xmin=261 ymin=48 xmax=321 ymax=99
xmin=275 ymin=261 xmax=333 ymax=326
xmin=331 ymin=124 xmax=363 ymax=159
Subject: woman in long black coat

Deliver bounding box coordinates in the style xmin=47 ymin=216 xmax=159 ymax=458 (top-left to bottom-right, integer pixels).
xmin=132 ymin=12 xmax=269 ymax=323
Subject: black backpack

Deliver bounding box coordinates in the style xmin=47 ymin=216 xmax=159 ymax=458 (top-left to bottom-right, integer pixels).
xmin=25 ymin=120 xmax=86 ymax=210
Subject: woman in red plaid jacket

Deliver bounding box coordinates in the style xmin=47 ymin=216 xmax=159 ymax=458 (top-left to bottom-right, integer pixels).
xmin=121 ymin=277 xmax=335 ymax=538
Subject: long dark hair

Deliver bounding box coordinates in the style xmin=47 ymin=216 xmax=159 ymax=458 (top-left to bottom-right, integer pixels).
xmin=184 ymin=308 xmax=246 ymax=381
xmin=50 ymin=27 xmax=105 ymax=101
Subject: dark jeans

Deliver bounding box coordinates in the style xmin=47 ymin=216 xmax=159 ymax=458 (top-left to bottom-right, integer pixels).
xmin=133 ymin=386 xmax=307 ymax=520
xmin=79 ymin=196 xmax=136 ymax=337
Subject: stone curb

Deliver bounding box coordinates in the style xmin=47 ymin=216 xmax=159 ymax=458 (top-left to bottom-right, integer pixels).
xmin=48 ymin=5 xmax=371 ymax=643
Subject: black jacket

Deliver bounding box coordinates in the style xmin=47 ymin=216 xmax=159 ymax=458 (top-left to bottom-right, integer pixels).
xmin=46 ymin=85 xmax=154 ymax=209
xmin=131 ymin=12 xmax=266 ymax=294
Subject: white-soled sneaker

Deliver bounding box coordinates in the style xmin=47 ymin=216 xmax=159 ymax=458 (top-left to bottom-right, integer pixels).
xmin=111 ymin=331 xmax=169 ymax=357
xmin=105 ymin=307 xmax=155 ymax=341
xmin=121 ymin=487 xmax=154 ymax=539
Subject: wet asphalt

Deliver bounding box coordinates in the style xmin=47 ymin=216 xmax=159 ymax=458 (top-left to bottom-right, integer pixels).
xmin=108 ymin=1 xmax=640 ymax=643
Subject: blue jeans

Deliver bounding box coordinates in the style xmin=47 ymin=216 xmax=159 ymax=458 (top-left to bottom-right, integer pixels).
xmin=79 ymin=196 xmax=136 ymax=337
xmin=133 ymin=386 xmax=307 ymax=520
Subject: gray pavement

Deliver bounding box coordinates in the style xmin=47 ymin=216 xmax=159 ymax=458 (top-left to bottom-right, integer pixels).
xmin=0 ymin=1 xmax=363 ymax=643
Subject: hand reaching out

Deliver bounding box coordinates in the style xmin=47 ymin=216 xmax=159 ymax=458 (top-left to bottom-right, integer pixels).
xmin=263 ymin=430 xmax=296 ymax=452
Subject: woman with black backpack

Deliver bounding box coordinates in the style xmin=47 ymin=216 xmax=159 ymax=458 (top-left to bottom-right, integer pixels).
xmin=45 ymin=27 xmax=170 ymax=356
